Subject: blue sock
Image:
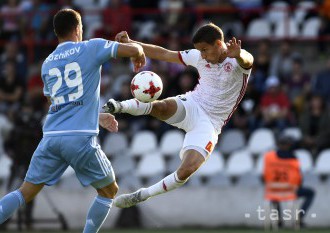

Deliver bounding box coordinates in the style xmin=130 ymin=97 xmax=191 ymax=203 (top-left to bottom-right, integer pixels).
xmin=83 ymin=196 xmax=113 ymax=233
xmin=0 ymin=190 xmax=25 ymax=224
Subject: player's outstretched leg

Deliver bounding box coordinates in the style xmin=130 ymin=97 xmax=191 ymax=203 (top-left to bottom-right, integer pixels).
xmin=103 ymin=98 xmax=152 ymax=116
xmin=103 ymin=97 xmax=179 ymax=123
xmin=114 ymin=171 xmax=186 ymax=208
xmin=114 ymin=149 xmax=206 ymax=208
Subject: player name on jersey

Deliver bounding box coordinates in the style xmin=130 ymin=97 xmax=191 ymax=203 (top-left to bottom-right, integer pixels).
xmin=45 ymin=46 xmax=81 ymax=63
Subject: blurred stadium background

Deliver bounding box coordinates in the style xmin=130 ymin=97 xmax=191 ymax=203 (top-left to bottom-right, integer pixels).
xmin=1 ymin=0 xmax=330 ymax=232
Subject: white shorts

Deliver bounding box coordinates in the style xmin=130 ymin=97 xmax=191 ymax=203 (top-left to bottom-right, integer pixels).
xmin=170 ymin=93 xmax=218 ymax=160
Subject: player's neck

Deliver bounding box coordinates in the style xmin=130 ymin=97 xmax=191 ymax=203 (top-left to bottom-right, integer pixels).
xmin=218 ymin=55 xmax=227 ymax=64
xmin=58 ymin=36 xmax=79 ymax=44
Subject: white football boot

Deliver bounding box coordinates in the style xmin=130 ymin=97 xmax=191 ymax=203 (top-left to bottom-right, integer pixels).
xmin=114 ymin=188 xmax=149 ymax=208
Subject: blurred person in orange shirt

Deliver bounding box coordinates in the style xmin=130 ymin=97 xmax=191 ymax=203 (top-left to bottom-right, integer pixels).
xmin=263 ymin=135 xmax=315 ymax=228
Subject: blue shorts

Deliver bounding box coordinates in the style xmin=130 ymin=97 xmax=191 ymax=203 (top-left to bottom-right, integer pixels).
xmin=25 ymin=135 xmax=115 ymax=188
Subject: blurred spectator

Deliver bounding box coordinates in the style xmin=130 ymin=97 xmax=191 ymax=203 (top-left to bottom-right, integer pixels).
xmin=0 ymin=113 xmax=13 ymax=156
xmin=312 ymin=57 xmax=330 ymax=106
xmin=94 ymin=0 xmax=132 ymax=40
xmin=251 ymin=39 xmax=271 ymax=93
xmin=26 ymin=61 xmax=47 ymax=112
xmin=57 ymin=0 xmax=81 ymax=11
xmin=0 ymin=0 xmax=23 ymax=40
xmin=19 ymin=0 xmax=33 ymax=11
xmin=230 ymin=0 xmax=262 ymax=27
xmin=193 ymin=0 xmax=232 ymax=8
xmin=163 ymin=33 xmax=186 ymax=78
xmin=129 ymin=0 xmax=159 ymax=21
xmin=158 ymin=0 xmax=196 ymax=37
xmin=165 ymin=70 xmax=198 ymax=97
xmin=318 ymin=0 xmax=330 ymax=53
xmin=22 ymin=0 xmax=53 ymax=41
xmin=240 ymin=81 xmax=262 ymax=134
xmin=269 ymin=40 xmax=301 ymax=82
xmin=260 ymin=76 xmax=290 ymax=132
xmin=0 ymin=61 xmax=24 ymax=114
xmin=3 ymin=103 xmax=43 ymax=231
xmin=285 ymin=56 xmax=311 ymax=116
xmin=0 ymin=41 xmax=27 ymax=83
xmin=298 ymin=94 xmax=330 ymax=156
xmin=263 ymin=134 xmax=315 ymax=228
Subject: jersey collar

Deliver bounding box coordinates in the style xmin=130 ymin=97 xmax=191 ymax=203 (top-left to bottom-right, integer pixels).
xmin=57 ymin=41 xmax=76 ymax=48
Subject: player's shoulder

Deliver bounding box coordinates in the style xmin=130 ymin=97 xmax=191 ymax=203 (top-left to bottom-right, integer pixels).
xmin=180 ymin=49 xmax=200 ymax=57
xmin=42 ymin=51 xmax=55 ymax=71
xmin=86 ymin=38 xmax=116 ymax=48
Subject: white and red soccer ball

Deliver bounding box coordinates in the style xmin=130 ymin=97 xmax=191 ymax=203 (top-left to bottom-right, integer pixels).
xmin=130 ymin=71 xmax=163 ymax=103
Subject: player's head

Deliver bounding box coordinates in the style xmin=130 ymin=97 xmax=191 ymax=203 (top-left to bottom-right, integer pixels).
xmin=53 ymin=9 xmax=83 ymax=42
xmin=277 ymin=134 xmax=295 ymax=151
xmin=192 ymin=23 xmax=225 ymax=64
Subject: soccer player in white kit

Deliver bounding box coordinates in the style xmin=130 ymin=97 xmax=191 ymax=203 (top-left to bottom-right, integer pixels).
xmin=103 ymin=23 xmax=254 ymax=208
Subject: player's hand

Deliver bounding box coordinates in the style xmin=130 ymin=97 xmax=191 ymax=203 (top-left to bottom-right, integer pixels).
xmin=99 ymin=113 xmax=118 ymax=132
xmin=131 ymin=53 xmax=146 ymax=72
xmin=225 ymin=37 xmax=241 ymax=58
xmin=115 ymin=31 xmax=131 ymax=43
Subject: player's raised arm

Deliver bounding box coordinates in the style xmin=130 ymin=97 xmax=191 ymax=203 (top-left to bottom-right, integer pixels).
xmin=225 ymin=37 xmax=254 ymax=69
xmin=115 ymin=31 xmax=181 ymax=64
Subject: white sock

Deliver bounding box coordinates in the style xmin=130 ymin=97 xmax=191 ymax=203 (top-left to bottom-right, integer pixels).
xmin=121 ymin=99 xmax=152 ymax=116
xmin=141 ymin=171 xmax=187 ymax=199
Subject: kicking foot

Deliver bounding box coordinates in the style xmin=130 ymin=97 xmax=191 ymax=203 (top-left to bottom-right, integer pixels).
xmin=102 ymin=99 xmax=122 ymax=114
xmin=114 ymin=188 xmax=149 ymax=208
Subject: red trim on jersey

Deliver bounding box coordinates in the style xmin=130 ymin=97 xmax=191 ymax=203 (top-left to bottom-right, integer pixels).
xmin=162 ymin=180 xmax=168 ymax=191
xmin=178 ymin=52 xmax=187 ymax=66
xmin=222 ymin=74 xmax=249 ymax=128
xmin=239 ymin=64 xmax=253 ymax=70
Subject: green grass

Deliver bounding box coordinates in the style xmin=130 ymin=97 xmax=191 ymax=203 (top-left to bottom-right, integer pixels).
xmin=4 ymin=229 xmax=330 ymax=233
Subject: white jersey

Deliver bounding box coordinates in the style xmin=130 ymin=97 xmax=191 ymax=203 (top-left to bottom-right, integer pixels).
xmin=178 ymin=49 xmax=251 ymax=134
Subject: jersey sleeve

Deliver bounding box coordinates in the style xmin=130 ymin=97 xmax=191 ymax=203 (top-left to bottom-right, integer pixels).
xmin=41 ymin=65 xmax=50 ymax=97
xmin=88 ymin=38 xmax=119 ymax=65
xmin=178 ymin=49 xmax=200 ymax=67
xmin=233 ymin=51 xmax=253 ymax=75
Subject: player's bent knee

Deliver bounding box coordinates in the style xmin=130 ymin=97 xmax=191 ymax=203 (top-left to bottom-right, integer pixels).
xmin=97 ymin=181 xmax=119 ymax=199
xmin=151 ymin=99 xmax=177 ymax=120
xmin=151 ymin=101 xmax=167 ymax=118
xmin=177 ymin=166 xmax=198 ymax=180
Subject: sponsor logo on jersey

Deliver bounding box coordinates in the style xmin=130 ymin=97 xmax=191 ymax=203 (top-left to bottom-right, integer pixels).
xmin=205 ymin=141 xmax=213 ymax=153
xmin=178 ymin=95 xmax=187 ymax=101
xmin=104 ymin=40 xmax=113 ymax=48
xmin=205 ymin=64 xmax=211 ymax=68
xmin=224 ymin=62 xmax=233 ymax=72
xmin=184 ymin=50 xmax=190 ymax=54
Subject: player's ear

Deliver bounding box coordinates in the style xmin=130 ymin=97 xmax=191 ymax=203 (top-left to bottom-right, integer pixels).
xmin=215 ymin=39 xmax=222 ymax=47
xmin=75 ymin=26 xmax=80 ymax=36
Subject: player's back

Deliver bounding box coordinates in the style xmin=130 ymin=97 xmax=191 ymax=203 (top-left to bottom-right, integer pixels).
xmin=41 ymin=39 xmax=118 ymax=136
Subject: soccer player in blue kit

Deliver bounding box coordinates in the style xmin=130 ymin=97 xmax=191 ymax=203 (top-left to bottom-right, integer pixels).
xmin=0 ymin=9 xmax=145 ymax=233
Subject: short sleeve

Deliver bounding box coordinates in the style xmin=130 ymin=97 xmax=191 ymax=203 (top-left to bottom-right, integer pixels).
xmin=178 ymin=49 xmax=200 ymax=68
xmin=41 ymin=65 xmax=50 ymax=97
xmin=88 ymin=38 xmax=119 ymax=65
xmin=233 ymin=50 xmax=253 ymax=75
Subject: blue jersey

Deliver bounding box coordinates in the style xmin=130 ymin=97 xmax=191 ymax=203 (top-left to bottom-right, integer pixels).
xmin=41 ymin=39 xmax=118 ymax=136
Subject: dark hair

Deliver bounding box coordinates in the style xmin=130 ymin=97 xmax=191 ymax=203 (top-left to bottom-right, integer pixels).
xmin=192 ymin=23 xmax=224 ymax=44
xmin=53 ymin=9 xmax=81 ymax=38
